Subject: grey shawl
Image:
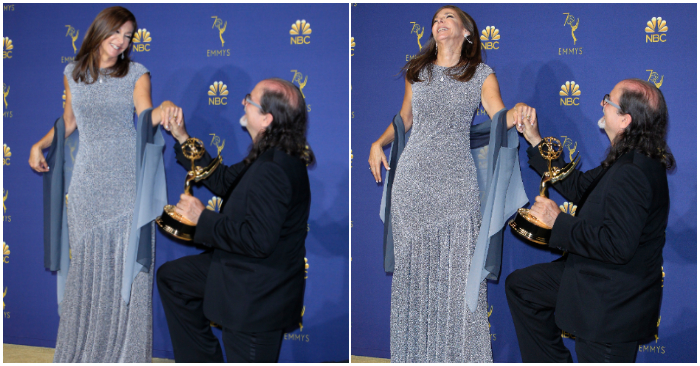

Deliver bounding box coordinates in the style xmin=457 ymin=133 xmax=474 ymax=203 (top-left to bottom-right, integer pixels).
xmin=379 ymin=108 xmax=528 ymax=312
xmin=43 ymin=109 xmax=167 ymax=306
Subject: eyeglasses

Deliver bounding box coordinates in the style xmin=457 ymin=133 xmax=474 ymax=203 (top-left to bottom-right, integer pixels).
xmin=243 ymin=93 xmax=263 ymax=111
xmin=602 ymin=93 xmax=621 ymax=112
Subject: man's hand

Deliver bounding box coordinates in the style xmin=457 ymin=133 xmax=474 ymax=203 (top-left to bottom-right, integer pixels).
xmin=173 ymin=194 xmax=205 ymax=225
xmin=529 ymin=195 xmax=561 ymax=228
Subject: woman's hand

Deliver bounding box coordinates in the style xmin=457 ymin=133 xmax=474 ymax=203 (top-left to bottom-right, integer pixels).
xmin=29 ymin=144 xmax=49 ymax=173
xmin=514 ymin=104 xmax=542 ymax=146
xmin=369 ymin=142 xmax=390 ymax=183
xmin=159 ymin=101 xmax=189 ymax=144
xmin=158 ymin=100 xmax=182 ymax=129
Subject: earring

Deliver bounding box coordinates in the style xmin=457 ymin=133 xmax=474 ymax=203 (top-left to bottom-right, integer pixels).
xmin=121 ymin=52 xmax=124 ymax=60
xmin=435 ymin=43 xmax=438 ymax=55
xmin=465 ymin=34 xmax=472 ymax=44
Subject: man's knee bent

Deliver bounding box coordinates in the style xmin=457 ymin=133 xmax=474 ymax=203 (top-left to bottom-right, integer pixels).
xmin=505 ymin=268 xmax=524 ymax=296
xmin=156 ymin=260 xmax=177 ymax=289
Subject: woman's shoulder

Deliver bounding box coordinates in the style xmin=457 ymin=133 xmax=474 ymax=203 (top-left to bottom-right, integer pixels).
xmin=129 ymin=61 xmax=150 ymax=78
xmin=63 ymin=62 xmax=76 ymax=76
xmin=476 ymin=62 xmax=494 ymax=75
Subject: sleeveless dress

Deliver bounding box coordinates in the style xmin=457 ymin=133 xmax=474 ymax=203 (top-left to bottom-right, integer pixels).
xmin=53 ymin=62 xmax=154 ymax=362
xmin=390 ymin=63 xmax=494 ymax=363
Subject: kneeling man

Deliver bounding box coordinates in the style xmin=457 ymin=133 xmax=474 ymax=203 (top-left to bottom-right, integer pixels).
xmin=157 ymin=78 xmax=313 ymax=362
xmin=507 ymin=79 xmax=673 ymax=363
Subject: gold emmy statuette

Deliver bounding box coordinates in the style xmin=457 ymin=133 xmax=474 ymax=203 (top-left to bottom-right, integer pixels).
xmin=509 ymin=137 xmax=580 ymax=245
xmin=156 ymin=138 xmax=222 ymax=241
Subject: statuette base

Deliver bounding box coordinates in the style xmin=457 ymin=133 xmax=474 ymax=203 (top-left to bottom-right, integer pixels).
xmin=509 ymin=208 xmax=552 ymax=245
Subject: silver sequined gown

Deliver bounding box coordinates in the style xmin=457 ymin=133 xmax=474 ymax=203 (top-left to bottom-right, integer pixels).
xmin=53 ymin=62 xmax=154 ymax=362
xmin=390 ymin=63 xmax=494 ymax=363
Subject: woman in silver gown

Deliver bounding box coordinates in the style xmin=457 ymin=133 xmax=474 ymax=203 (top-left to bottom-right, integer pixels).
xmin=368 ymin=5 xmax=535 ymax=363
xmin=28 ymin=6 xmax=181 ymax=362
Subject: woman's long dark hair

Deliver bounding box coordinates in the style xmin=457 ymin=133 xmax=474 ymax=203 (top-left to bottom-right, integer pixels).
xmin=402 ymin=5 xmax=483 ymax=83
xmin=243 ymin=79 xmax=314 ymax=166
xmin=72 ymin=6 xmax=137 ymax=84
xmin=602 ymin=79 xmax=675 ymax=170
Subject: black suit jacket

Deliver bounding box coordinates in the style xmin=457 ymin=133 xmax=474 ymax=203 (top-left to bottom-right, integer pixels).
xmin=527 ymin=144 xmax=668 ymax=343
xmin=175 ymin=144 xmax=310 ymax=332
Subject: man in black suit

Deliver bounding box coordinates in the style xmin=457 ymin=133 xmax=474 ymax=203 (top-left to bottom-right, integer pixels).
xmin=156 ymin=78 xmax=313 ymax=362
xmin=506 ymin=79 xmax=674 ymax=362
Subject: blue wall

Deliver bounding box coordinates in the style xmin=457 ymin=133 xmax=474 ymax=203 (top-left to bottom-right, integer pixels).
xmin=351 ymin=3 xmax=696 ymax=362
xmin=3 ymin=3 xmax=349 ymax=362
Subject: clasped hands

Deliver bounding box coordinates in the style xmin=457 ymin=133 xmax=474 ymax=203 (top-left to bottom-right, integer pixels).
xmin=159 ymin=101 xmax=205 ymax=225
xmin=158 ymin=100 xmax=189 ymax=145
xmin=513 ymin=104 xmax=562 ymax=228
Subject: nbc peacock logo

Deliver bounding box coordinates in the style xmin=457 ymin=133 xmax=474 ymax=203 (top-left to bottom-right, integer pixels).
xmin=3 ymin=143 xmax=10 ymax=166
xmin=480 ymin=26 xmax=500 ymax=50
xmin=3 ymin=242 xmax=8 ymax=263
xmin=646 ymin=70 xmax=664 ymax=88
xmin=290 ymin=19 xmax=312 ymax=45
xmin=645 ymin=17 xmax=667 ymax=43
xmin=559 ymin=202 xmax=577 ymax=216
xmin=559 ymin=81 xmax=581 ymax=106
xmin=62 ymin=90 xmax=66 ymax=109
xmin=290 ymin=70 xmax=308 ymax=99
xmin=3 ymin=37 xmax=13 ymax=59
xmin=132 ymin=28 xmax=151 ymax=52
xmin=206 ymin=196 xmax=222 ymax=212
xmin=208 ymin=81 xmax=228 ymax=106
xmin=350 ymin=37 xmax=355 ymax=56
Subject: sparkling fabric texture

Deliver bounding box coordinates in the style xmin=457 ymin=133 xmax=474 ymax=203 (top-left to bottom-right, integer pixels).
xmin=390 ymin=63 xmax=494 ymax=363
xmin=53 ymin=62 xmax=154 ymax=362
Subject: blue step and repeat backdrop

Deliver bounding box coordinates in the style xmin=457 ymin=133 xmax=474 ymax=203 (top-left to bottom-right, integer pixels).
xmin=3 ymin=3 xmax=349 ymax=362
xmin=351 ymin=3 xmax=696 ymax=363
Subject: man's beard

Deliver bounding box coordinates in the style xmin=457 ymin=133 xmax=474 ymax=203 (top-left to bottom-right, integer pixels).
xmin=597 ymin=116 xmax=605 ymax=129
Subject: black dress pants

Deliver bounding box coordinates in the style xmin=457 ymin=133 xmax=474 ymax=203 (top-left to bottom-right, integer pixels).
xmin=505 ymin=260 xmax=637 ymax=363
xmin=157 ymin=251 xmax=284 ymax=363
